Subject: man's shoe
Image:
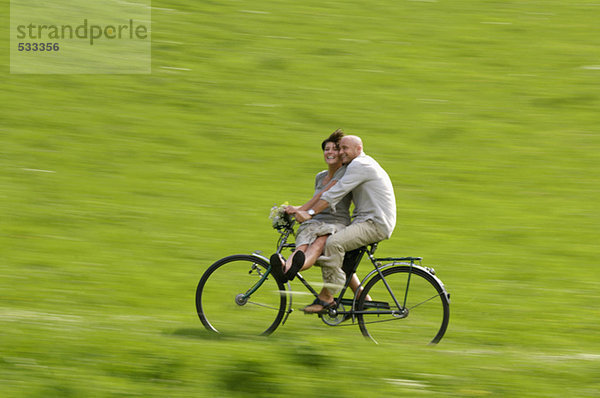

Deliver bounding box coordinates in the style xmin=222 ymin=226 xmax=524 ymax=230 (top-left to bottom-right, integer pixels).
xmin=303 ymin=298 xmax=336 ymax=314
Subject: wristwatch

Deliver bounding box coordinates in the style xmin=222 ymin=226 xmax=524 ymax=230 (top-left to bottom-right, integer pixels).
xmin=307 ymin=209 xmax=315 ymax=216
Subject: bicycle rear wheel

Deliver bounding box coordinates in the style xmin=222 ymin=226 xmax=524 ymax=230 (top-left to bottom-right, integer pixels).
xmin=196 ymin=254 xmax=286 ymax=336
xmin=357 ymin=265 xmax=450 ymax=344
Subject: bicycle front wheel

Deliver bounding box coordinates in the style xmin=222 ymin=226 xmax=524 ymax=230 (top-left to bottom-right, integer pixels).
xmin=196 ymin=254 xmax=287 ymax=336
xmin=357 ymin=265 xmax=450 ymax=345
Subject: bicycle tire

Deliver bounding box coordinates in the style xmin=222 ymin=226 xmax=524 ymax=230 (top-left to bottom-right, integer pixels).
xmin=356 ymin=265 xmax=450 ymax=344
xmin=196 ymin=254 xmax=287 ymax=336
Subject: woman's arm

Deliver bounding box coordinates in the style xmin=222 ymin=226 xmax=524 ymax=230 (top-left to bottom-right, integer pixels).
xmin=294 ymin=198 xmax=329 ymax=223
xmin=285 ymin=178 xmax=338 ymax=214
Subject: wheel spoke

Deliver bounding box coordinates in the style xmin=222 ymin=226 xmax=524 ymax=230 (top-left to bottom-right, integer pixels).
xmin=407 ymin=292 xmax=445 ymax=311
xmin=245 ymin=301 xmax=281 ymax=311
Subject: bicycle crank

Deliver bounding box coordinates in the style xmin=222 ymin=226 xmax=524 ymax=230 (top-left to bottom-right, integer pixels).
xmin=320 ymin=303 xmax=347 ymax=326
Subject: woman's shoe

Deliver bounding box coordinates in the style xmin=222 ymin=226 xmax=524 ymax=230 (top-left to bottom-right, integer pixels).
xmin=269 ymin=253 xmax=287 ymax=283
xmin=284 ymin=251 xmax=305 ymax=281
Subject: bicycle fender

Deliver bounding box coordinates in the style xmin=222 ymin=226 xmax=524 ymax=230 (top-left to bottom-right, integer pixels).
xmin=359 ymin=263 xmax=450 ymax=304
xmin=250 ymin=251 xmax=270 ymax=264
xmin=250 ymin=251 xmax=294 ymax=323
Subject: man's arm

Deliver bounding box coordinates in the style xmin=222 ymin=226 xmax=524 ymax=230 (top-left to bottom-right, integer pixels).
xmin=320 ymin=162 xmax=366 ymax=208
xmin=295 ymin=160 xmax=368 ymax=222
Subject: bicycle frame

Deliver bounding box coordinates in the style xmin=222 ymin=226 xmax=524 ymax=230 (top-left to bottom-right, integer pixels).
xmin=245 ymin=220 xmax=449 ymax=326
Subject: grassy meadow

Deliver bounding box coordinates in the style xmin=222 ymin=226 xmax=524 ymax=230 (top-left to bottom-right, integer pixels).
xmin=1 ymin=0 xmax=599 ymax=396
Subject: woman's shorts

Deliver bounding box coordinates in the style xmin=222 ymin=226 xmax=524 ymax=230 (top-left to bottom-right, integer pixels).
xmin=295 ymin=221 xmax=347 ymax=247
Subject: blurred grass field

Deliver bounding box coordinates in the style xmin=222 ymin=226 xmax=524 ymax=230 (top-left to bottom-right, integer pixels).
xmin=1 ymin=0 xmax=600 ymax=396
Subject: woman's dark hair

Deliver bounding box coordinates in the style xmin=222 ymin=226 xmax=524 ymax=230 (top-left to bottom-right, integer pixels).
xmin=321 ymin=129 xmax=344 ymax=150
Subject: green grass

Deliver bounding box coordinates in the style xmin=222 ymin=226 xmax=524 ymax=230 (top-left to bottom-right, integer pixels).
xmin=1 ymin=0 xmax=599 ymax=396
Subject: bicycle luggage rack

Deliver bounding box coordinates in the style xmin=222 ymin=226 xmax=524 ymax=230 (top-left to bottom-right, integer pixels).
xmin=374 ymin=256 xmax=422 ymax=262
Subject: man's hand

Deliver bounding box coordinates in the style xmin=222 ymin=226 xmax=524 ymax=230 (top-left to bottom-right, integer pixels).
xmin=294 ymin=210 xmax=312 ymax=223
xmin=285 ymin=205 xmax=300 ymax=214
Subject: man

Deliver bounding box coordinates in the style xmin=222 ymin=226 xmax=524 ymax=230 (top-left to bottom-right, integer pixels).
xmin=294 ymin=135 xmax=397 ymax=313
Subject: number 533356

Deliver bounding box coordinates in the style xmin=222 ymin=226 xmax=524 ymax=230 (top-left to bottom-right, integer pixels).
xmin=18 ymin=43 xmax=60 ymax=51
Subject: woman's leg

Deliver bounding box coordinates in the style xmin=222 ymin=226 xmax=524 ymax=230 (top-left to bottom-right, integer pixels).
xmin=284 ymin=235 xmax=328 ymax=273
xmin=288 ymin=235 xmax=373 ymax=296
xmin=282 ymin=244 xmax=308 ymax=272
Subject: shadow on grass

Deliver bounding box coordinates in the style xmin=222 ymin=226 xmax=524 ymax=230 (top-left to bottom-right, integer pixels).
xmin=169 ymin=328 xmax=226 ymax=340
xmin=169 ymin=328 xmax=271 ymax=341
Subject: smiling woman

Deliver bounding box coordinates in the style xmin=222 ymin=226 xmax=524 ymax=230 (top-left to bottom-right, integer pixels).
xmin=277 ymin=129 xmax=350 ymax=283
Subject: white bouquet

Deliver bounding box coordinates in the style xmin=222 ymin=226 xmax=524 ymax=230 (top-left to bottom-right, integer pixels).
xmin=269 ymin=202 xmax=292 ymax=230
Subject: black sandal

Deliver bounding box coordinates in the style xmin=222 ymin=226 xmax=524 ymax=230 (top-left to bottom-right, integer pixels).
xmin=284 ymin=251 xmax=305 ymax=281
xmin=269 ymin=253 xmax=286 ymax=283
xmin=303 ymin=297 xmax=336 ymax=314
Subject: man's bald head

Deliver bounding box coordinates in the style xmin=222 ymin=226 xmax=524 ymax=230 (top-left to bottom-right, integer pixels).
xmin=339 ymin=135 xmax=364 ymax=164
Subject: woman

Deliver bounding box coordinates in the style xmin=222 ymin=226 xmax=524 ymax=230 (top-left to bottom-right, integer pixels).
xmin=270 ymin=130 xmax=365 ymax=311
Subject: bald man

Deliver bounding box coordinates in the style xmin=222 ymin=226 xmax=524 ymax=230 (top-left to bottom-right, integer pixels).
xmin=294 ymin=135 xmax=397 ymax=313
